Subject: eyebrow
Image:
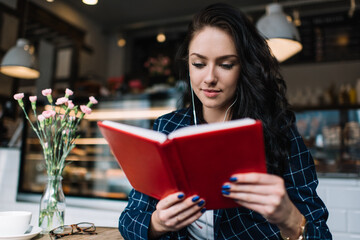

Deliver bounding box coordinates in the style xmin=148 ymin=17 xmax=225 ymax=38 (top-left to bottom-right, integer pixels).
xmin=189 ymin=53 xmax=238 ymax=60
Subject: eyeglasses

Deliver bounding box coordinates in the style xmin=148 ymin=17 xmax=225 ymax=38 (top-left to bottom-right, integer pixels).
xmin=49 ymin=222 xmax=97 ymax=239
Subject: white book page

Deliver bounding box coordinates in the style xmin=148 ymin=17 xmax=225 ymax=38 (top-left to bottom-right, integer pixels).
xmin=102 ymin=120 xmax=168 ymax=143
xmin=168 ymin=118 xmax=255 ymax=139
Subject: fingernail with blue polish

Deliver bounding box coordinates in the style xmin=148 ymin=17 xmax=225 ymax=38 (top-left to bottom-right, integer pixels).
xmin=201 ymin=208 xmax=206 ymax=213
xmin=192 ymin=196 xmax=200 ymax=202
xmin=222 ymin=190 xmax=230 ymax=195
xmin=229 ymin=177 xmax=237 ymax=182
xmin=198 ymin=200 xmax=205 ymax=207
xmin=222 ymin=184 xmax=231 ymax=190
xmin=178 ymin=193 xmax=184 ymax=199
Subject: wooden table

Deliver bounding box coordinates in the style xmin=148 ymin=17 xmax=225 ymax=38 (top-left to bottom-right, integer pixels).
xmin=33 ymin=227 xmax=124 ymax=239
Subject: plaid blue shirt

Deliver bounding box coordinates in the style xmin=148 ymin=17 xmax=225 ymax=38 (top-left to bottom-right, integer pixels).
xmin=119 ymin=108 xmax=332 ymax=239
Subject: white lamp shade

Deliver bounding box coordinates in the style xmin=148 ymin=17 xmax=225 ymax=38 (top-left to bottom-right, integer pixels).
xmin=256 ymin=3 xmax=303 ymax=62
xmin=266 ymin=38 xmax=302 ymax=62
xmin=0 ymin=38 xmax=40 ymax=79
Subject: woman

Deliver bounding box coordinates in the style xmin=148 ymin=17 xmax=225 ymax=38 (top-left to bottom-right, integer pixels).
xmin=119 ymin=3 xmax=331 ymax=239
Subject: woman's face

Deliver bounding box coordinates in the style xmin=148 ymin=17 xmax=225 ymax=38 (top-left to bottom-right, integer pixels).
xmin=188 ymin=26 xmax=240 ymax=117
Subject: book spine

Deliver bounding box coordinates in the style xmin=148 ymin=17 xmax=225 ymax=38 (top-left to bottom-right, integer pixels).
xmin=161 ymin=141 xmax=190 ymax=195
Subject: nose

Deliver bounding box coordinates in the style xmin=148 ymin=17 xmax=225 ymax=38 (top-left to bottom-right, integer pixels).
xmin=204 ymin=64 xmax=217 ymax=85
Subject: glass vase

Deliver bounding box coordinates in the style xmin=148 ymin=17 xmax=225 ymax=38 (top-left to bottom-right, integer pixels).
xmin=39 ymin=176 xmax=66 ymax=233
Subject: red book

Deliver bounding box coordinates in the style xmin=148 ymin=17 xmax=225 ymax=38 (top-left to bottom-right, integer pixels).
xmin=98 ymin=118 xmax=267 ymax=209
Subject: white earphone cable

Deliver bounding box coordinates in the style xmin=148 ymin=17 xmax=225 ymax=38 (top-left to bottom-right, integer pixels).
xmin=223 ymin=96 xmax=238 ymax=122
xmin=189 ymin=79 xmax=198 ymax=126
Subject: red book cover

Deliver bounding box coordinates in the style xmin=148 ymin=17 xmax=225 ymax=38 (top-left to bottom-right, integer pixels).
xmin=98 ymin=118 xmax=267 ymax=209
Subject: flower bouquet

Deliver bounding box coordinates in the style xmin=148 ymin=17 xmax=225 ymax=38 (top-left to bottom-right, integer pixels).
xmin=144 ymin=55 xmax=172 ymax=76
xmin=14 ymin=88 xmax=98 ymax=232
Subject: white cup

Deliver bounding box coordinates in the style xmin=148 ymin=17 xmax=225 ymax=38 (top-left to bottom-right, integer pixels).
xmin=0 ymin=211 xmax=32 ymax=236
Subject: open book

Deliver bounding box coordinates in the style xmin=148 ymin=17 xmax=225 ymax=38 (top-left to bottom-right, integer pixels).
xmin=98 ymin=118 xmax=267 ymax=209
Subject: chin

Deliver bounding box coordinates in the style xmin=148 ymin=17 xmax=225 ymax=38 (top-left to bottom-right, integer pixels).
xmin=202 ymin=102 xmax=226 ymax=110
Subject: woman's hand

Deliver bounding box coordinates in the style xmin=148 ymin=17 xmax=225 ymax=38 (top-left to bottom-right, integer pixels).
xmin=149 ymin=192 xmax=206 ymax=239
xmin=221 ymin=173 xmax=304 ymax=238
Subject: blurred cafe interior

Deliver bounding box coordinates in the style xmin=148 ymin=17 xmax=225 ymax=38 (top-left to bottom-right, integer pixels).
xmin=0 ymin=0 xmax=360 ymax=238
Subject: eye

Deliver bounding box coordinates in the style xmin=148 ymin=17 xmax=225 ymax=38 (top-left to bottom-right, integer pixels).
xmin=220 ymin=63 xmax=234 ymax=70
xmin=192 ymin=62 xmax=205 ymax=69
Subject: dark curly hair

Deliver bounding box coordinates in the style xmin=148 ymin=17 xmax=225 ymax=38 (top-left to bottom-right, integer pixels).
xmin=176 ymin=3 xmax=295 ymax=175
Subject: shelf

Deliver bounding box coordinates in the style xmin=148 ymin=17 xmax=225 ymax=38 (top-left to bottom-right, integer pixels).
xmin=27 ymin=138 xmax=108 ymax=145
xmin=294 ymin=106 xmax=360 ymax=178
xmin=84 ymin=106 xmax=176 ymax=121
xmin=25 ymin=153 xmax=117 ymax=162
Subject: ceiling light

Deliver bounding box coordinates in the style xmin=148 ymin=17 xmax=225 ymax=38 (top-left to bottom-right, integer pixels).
xmin=117 ymin=38 xmax=126 ymax=47
xmin=156 ymin=33 xmax=166 ymax=43
xmin=82 ymin=0 xmax=98 ymax=5
xmin=256 ymin=3 xmax=303 ymax=62
xmin=0 ymin=38 xmax=40 ymax=79
xmin=336 ymin=34 xmax=349 ymax=46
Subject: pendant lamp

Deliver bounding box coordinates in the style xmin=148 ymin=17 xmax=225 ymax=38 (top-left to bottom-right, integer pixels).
xmin=0 ymin=38 xmax=40 ymax=79
xmin=82 ymin=0 xmax=98 ymax=5
xmin=256 ymin=3 xmax=302 ymax=62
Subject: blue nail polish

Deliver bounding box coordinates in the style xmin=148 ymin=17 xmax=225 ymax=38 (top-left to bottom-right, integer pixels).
xmin=222 ymin=184 xmax=231 ymax=190
xmin=198 ymin=200 xmax=205 ymax=206
xmin=222 ymin=190 xmax=230 ymax=195
xmin=229 ymin=177 xmax=237 ymax=182
xmin=192 ymin=196 xmax=200 ymax=202
xmin=178 ymin=193 xmax=184 ymax=199
xmin=201 ymin=208 xmax=206 ymax=213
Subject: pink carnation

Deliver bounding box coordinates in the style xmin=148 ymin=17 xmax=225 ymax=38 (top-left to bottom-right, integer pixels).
xmin=13 ymin=93 xmax=24 ymax=100
xmin=67 ymin=100 xmax=74 ymax=109
xmin=89 ymin=96 xmax=98 ymax=104
xmin=29 ymin=96 xmax=37 ymax=102
xmin=42 ymin=110 xmax=56 ymax=119
xmin=37 ymin=115 xmax=45 ymax=122
xmin=42 ymin=89 xmax=52 ymax=96
xmin=65 ymin=88 xmax=73 ymax=96
xmin=55 ymin=97 xmax=68 ymax=105
xmin=80 ymin=105 xmax=92 ymax=114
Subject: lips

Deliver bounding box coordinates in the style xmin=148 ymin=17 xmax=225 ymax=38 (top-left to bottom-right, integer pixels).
xmin=202 ymin=89 xmax=221 ymax=98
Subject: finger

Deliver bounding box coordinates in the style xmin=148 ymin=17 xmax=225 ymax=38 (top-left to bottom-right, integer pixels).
xmin=174 ymin=198 xmax=205 ymax=222
xmin=167 ymin=195 xmax=205 ymax=220
xmin=223 ymin=192 xmax=281 ymax=206
xmin=161 ymin=201 xmax=206 ymax=231
xmin=175 ymin=208 xmax=206 ymax=230
xmin=155 ymin=194 xmax=202 ymax=229
xmin=222 ymin=183 xmax=285 ymax=196
xmin=168 ymin=203 xmax=206 ymax=228
xmin=230 ymin=173 xmax=283 ymax=185
xmin=157 ymin=192 xmax=186 ymax=210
